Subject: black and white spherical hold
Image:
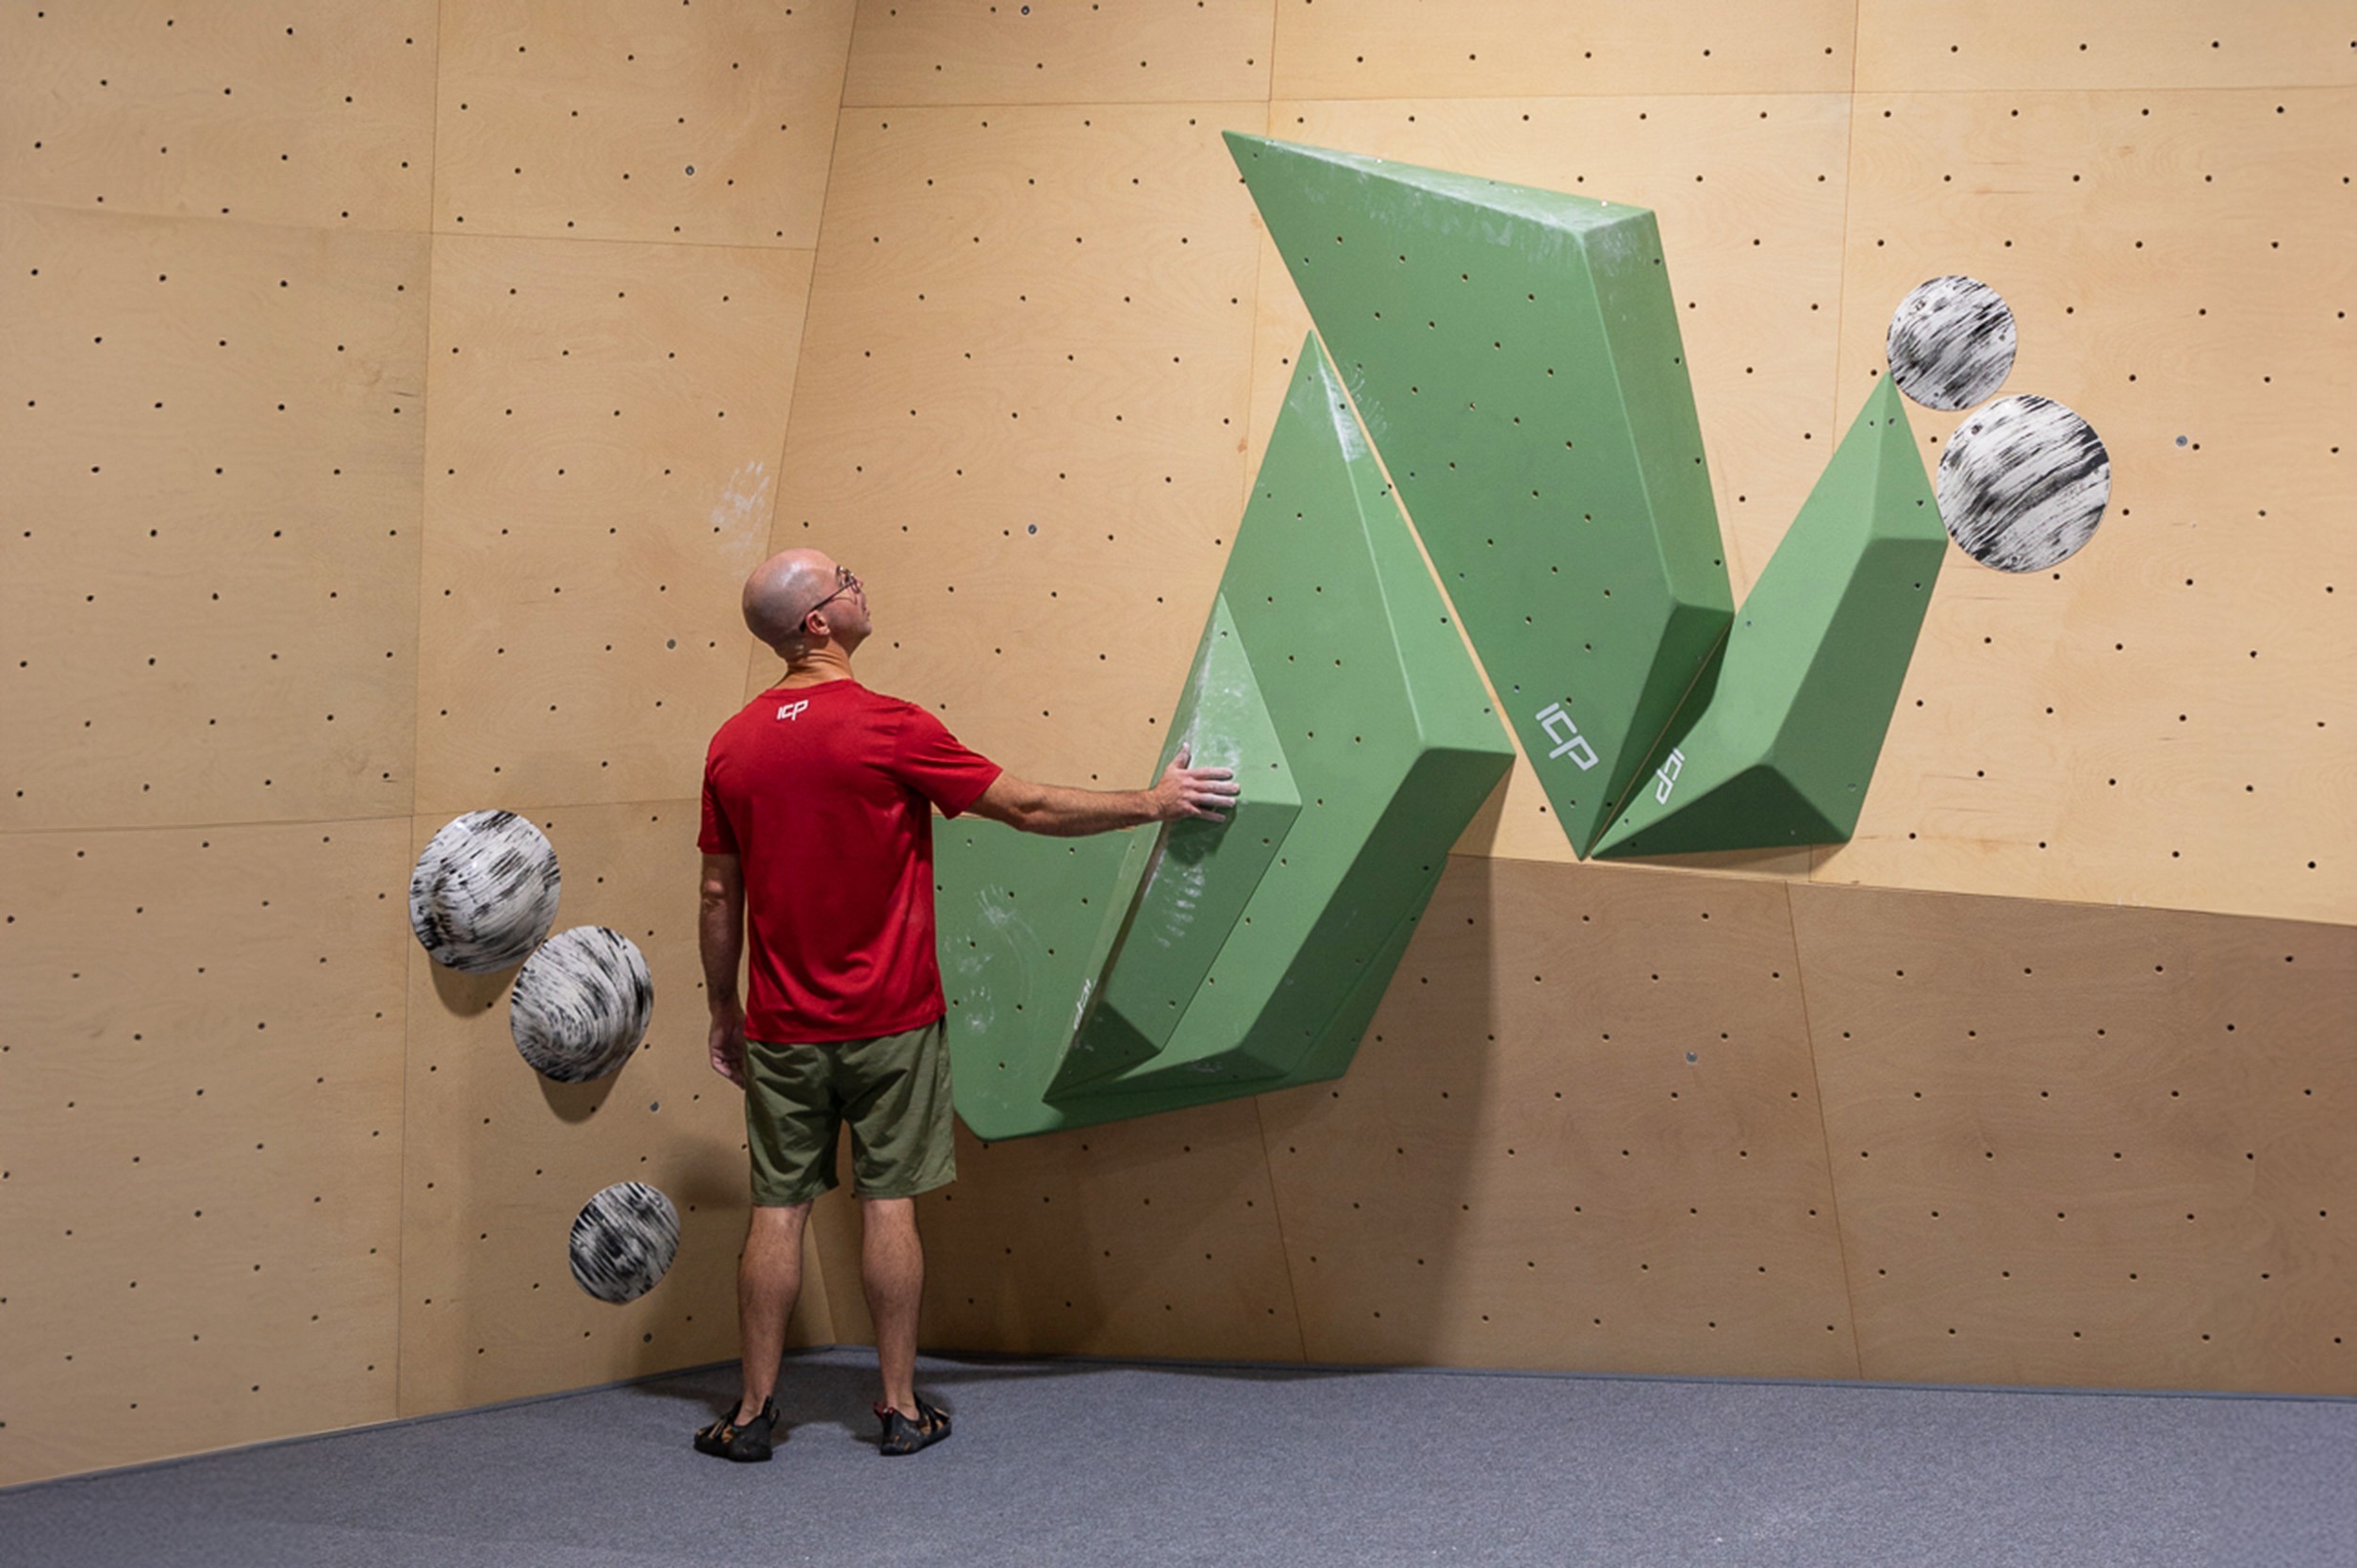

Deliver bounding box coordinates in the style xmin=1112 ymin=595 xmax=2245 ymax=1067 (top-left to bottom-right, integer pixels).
xmin=1887 ymin=275 xmax=2018 ymax=411
xmin=1937 ymin=395 xmax=2111 ymax=572
xmin=569 ymin=1182 xmax=680 ymax=1304
xmin=511 ymin=926 xmax=654 ymax=1082
xmin=408 ymin=811 xmax=561 ymax=973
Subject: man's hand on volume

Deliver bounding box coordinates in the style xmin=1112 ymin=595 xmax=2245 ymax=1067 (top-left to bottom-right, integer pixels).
xmin=709 ymin=1003 xmax=749 ymax=1089
xmin=1153 ymin=747 xmax=1242 ymax=822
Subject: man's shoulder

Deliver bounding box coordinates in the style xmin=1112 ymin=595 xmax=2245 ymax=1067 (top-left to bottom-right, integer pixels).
xmin=706 ymin=689 xmax=807 ymax=757
xmin=809 ymin=682 xmax=931 ymax=729
xmin=708 ymin=693 xmax=769 ymax=748
xmin=835 ymin=683 xmax=933 ymax=726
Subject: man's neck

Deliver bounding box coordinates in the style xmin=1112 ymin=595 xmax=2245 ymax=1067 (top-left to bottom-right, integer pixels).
xmin=773 ymin=646 xmax=855 ymax=688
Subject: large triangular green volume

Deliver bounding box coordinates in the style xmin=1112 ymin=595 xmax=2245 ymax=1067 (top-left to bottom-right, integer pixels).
xmin=1227 ymin=132 xmax=1733 ymax=856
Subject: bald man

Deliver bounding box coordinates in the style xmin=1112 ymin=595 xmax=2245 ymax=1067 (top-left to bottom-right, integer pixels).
xmin=693 ymin=549 xmax=1239 ymax=1461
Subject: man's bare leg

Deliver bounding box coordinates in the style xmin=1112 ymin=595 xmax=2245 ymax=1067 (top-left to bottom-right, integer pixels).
xmin=861 ymin=1197 xmax=925 ymax=1416
xmin=733 ymin=1201 xmax=809 ymax=1424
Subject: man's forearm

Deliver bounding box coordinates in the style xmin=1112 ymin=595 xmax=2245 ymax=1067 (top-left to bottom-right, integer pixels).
xmin=1007 ymin=783 xmax=1162 ymax=837
xmin=700 ymin=894 xmax=745 ymax=1012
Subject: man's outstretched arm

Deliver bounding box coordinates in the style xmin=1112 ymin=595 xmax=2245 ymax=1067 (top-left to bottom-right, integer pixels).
xmin=967 ymin=749 xmax=1240 ymax=836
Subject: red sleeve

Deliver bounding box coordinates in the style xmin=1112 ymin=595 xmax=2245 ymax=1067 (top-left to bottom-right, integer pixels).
xmin=891 ymin=705 xmax=1002 ymax=817
xmin=698 ymin=746 xmax=740 ymax=854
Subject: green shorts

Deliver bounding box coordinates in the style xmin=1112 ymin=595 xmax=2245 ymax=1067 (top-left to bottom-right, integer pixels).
xmin=744 ymin=1017 xmax=956 ymax=1207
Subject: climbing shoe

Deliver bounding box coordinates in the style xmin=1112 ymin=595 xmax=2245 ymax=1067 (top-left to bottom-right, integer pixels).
xmin=875 ymin=1395 xmax=951 ymax=1457
xmin=694 ymin=1396 xmax=779 ymax=1462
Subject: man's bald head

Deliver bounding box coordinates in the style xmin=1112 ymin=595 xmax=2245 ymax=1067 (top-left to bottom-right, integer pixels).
xmin=743 ymin=548 xmax=865 ymax=663
xmin=743 ymin=550 xmax=830 ymax=649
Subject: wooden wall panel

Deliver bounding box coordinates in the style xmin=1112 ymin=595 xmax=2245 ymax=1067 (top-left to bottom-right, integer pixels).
xmin=1817 ymin=89 xmax=2357 ymax=925
xmin=1259 ymin=856 xmax=1859 ymax=1378
xmin=1857 ymin=2 xmax=2357 ymax=92
xmin=397 ymin=799 xmax=832 ymax=1418
xmin=8 ymin=0 xmax=2354 ymax=1495
xmin=433 ymin=0 xmax=857 ymax=248
xmin=0 ymin=1 xmax=438 ymax=231
xmin=1241 ymin=95 xmax=1854 ymax=869
xmin=766 ymin=103 xmax=1267 ymax=788
xmin=413 ymin=233 xmax=813 ymax=818
xmin=816 ymin=1105 xmax=1308 ymax=1365
xmin=0 ymin=820 xmax=412 ymax=1487
xmin=1794 ymin=883 xmax=2357 ymax=1394
xmin=841 ymin=0 xmax=1276 ymax=107
xmin=0 ymin=201 xmax=429 ymax=834
xmin=1270 ymin=0 xmax=1856 ymax=101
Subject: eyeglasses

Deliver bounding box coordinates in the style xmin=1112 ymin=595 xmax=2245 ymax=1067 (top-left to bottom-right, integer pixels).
xmin=801 ymin=565 xmax=860 ymax=629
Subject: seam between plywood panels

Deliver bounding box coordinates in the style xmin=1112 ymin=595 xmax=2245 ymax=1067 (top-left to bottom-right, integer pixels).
xmin=1249 ymin=1093 xmax=1315 ymax=1364
xmin=748 ymin=84 xmax=860 ymax=709
xmin=1825 ymin=0 xmax=1866 ymax=506
xmin=397 ymin=1 xmax=454 ymax=1425
xmin=1782 ymin=877 xmax=1870 ymax=1379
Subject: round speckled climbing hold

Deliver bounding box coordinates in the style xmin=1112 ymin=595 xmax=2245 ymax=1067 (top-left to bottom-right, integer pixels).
xmin=569 ymin=1182 xmax=679 ymax=1304
xmin=1937 ymin=394 xmax=2110 ymax=572
xmin=511 ymin=926 xmax=653 ymax=1082
xmin=408 ymin=810 xmax=561 ymax=973
xmin=1887 ymin=275 xmax=2017 ymax=411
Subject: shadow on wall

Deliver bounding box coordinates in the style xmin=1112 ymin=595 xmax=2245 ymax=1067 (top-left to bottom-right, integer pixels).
xmin=1253 ymin=852 xmax=1503 ymax=1364
xmin=429 ymin=954 xmax=628 ymax=1126
xmin=429 ymin=958 xmax=510 ymax=1019
xmin=868 ymin=852 xmax=1507 ymax=1368
xmin=1259 ymin=849 xmax=1864 ymax=1380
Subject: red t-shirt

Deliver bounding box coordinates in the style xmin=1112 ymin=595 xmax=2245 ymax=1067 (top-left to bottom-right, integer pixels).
xmin=698 ymin=680 xmax=1001 ymax=1043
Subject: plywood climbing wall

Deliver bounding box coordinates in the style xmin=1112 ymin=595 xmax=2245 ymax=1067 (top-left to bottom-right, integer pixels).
xmin=0 ymin=820 xmax=413 ymax=1483
xmin=0 ymin=201 xmax=429 ymax=834
xmin=413 ymin=232 xmax=814 ymax=817
xmin=1793 ymin=882 xmax=2356 ymax=1393
xmin=4 ymin=0 xmax=2352 ymax=1493
xmin=0 ymin=0 xmax=858 ymax=1488
xmin=1 ymin=4 xmax=440 ymax=1487
xmin=1820 ymin=83 xmax=2356 ymax=925
xmin=1259 ymin=856 xmax=1859 ymax=1378
xmin=764 ymin=98 xmax=1270 ymax=790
